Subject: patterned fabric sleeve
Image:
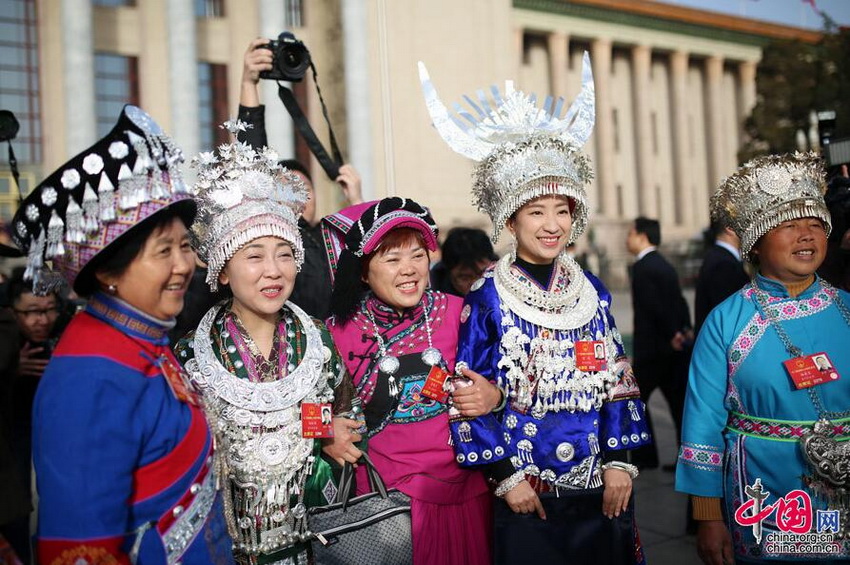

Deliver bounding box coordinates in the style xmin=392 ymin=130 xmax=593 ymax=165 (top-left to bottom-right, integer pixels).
xmin=675 ymin=309 xmax=729 ymax=497
xmin=449 ymin=284 xmax=511 ymax=468
xmin=35 ymin=358 xmax=147 ymax=565
xmin=595 ymin=287 xmax=652 ymax=453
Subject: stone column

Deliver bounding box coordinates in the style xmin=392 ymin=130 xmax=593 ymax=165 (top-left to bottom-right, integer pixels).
xmin=738 ymin=60 xmax=757 ymax=146
xmin=631 ymin=44 xmax=655 ymax=218
xmin=515 ymin=28 xmax=525 ymax=76
xmin=61 ymin=0 xmax=96 ymax=152
xmin=259 ymin=0 xmax=295 ymax=159
xmin=591 ymin=38 xmax=615 ymax=218
xmin=705 ymin=56 xmax=725 ymax=191
xmin=167 ymin=0 xmax=200 ymax=158
xmin=668 ymin=50 xmax=689 ymax=227
xmin=342 ymin=0 xmax=374 ymax=198
xmin=548 ymin=32 xmax=568 ymax=98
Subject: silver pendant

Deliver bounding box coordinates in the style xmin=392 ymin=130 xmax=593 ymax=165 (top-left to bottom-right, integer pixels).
xmin=421 ymin=347 xmax=442 ymax=367
xmin=378 ymin=354 xmax=400 ymax=375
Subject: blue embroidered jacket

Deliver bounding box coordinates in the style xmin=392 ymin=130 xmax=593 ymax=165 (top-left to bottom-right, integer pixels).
xmin=450 ymin=268 xmax=651 ymax=489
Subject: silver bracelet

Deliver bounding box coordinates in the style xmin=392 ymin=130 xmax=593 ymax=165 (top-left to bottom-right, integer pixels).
xmin=601 ymin=461 xmax=639 ymax=480
xmin=494 ymin=470 xmax=526 ymax=498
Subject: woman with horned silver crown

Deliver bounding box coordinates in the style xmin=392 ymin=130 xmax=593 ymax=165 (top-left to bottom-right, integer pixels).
xmin=174 ymin=120 xmax=359 ymax=565
xmin=420 ymin=53 xmax=652 ymax=564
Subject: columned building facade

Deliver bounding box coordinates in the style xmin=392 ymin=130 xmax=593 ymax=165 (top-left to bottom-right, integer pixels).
xmin=0 ymin=0 xmax=820 ymax=284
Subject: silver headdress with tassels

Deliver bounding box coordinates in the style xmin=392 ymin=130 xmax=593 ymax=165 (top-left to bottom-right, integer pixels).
xmin=419 ymin=52 xmax=596 ymax=243
xmin=710 ymin=151 xmax=831 ymax=260
xmin=192 ymin=119 xmax=309 ymax=291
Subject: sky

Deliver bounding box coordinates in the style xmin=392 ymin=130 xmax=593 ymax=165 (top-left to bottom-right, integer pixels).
xmin=661 ymin=0 xmax=850 ymax=30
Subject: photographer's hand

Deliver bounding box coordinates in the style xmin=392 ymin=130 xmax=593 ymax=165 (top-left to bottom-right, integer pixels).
xmin=241 ymin=38 xmax=273 ymax=107
xmin=335 ymin=164 xmax=363 ymax=205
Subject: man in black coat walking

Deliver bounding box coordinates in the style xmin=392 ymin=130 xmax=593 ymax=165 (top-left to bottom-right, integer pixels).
xmin=626 ymin=217 xmax=692 ymax=470
xmin=694 ymin=220 xmax=750 ymax=336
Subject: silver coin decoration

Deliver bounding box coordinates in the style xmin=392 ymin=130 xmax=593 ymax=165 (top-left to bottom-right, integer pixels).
xmin=556 ymin=442 xmax=575 ymax=462
xmin=378 ymin=354 xmax=400 ymax=375
xmin=421 ymin=347 xmax=442 ymax=367
xmin=258 ymin=435 xmax=286 ymax=466
xmin=292 ymin=503 xmax=306 ymax=519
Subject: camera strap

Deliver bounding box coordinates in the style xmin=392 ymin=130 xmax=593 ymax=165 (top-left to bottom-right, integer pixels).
xmin=276 ymin=63 xmax=343 ymax=180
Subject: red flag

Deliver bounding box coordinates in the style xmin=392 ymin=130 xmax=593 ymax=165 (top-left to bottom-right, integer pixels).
xmin=802 ymin=0 xmax=821 ymax=15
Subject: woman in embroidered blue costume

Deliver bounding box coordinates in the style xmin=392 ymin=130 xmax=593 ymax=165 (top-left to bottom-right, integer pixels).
xmin=12 ymin=106 xmax=234 ymax=565
xmin=326 ymin=197 xmax=492 ymax=565
xmin=419 ymin=54 xmax=651 ymax=564
xmin=174 ymin=123 xmax=357 ymax=565
xmin=676 ymin=153 xmax=850 ymax=564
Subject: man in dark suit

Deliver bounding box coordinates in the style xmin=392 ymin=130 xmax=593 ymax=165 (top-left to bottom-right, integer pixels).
xmin=694 ymin=220 xmax=750 ymax=335
xmin=626 ymin=217 xmax=692 ymax=470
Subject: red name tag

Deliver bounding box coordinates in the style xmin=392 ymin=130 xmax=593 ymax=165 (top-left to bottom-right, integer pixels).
xmin=783 ymin=352 xmax=840 ymax=390
xmin=161 ymin=357 xmax=200 ymax=406
xmin=575 ymin=340 xmax=607 ymax=372
xmin=301 ymin=403 xmax=335 ymax=438
xmin=421 ymin=366 xmax=450 ymax=403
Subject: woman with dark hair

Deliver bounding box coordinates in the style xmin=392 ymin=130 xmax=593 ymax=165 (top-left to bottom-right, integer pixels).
xmin=421 ymin=54 xmax=650 ymax=564
xmin=174 ymin=122 xmax=357 ymax=565
xmin=326 ymin=197 xmax=493 ymax=565
xmin=12 ymin=106 xmax=234 ymax=565
xmin=677 ymin=153 xmax=850 ymax=564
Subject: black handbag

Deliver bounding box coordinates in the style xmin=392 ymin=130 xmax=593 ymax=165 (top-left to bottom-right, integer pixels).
xmin=308 ymin=453 xmax=413 ymax=565
xmin=494 ymin=487 xmax=639 ymax=565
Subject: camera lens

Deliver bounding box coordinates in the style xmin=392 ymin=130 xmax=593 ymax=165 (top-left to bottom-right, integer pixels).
xmin=279 ymin=43 xmax=310 ymax=80
xmin=0 ymin=110 xmax=20 ymax=143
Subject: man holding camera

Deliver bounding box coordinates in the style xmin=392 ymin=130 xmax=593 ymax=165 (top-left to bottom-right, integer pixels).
xmin=238 ymin=37 xmax=363 ymax=319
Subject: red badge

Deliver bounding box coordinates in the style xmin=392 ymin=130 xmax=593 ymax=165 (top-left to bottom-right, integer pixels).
xmin=161 ymin=356 xmax=200 ymax=405
xmin=783 ymin=352 xmax=840 ymax=390
xmin=301 ymin=403 xmax=335 ymax=438
xmin=421 ymin=366 xmax=450 ymax=403
xmin=575 ymin=340 xmax=607 ymax=372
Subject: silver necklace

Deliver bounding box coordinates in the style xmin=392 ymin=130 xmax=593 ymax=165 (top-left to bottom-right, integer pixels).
xmin=364 ymin=296 xmax=442 ymax=397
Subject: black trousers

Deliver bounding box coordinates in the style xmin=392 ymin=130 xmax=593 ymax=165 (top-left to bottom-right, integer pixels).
xmin=494 ymin=488 xmax=637 ymax=565
xmin=631 ymin=351 xmax=689 ymax=467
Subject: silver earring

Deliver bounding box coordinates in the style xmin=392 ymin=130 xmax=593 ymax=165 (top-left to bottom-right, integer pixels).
xmin=107 ymin=284 xmax=117 ymax=294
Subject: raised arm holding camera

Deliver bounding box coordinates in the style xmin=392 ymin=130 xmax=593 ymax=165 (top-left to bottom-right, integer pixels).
xmin=235 ymin=37 xmax=363 ymax=319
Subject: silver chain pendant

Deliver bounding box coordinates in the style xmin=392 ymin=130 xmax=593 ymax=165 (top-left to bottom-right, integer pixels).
xmin=421 ymin=347 xmax=442 ymax=367
xmin=378 ymin=354 xmax=400 ymax=375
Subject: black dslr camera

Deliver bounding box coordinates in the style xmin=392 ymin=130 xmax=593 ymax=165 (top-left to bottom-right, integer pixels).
xmin=258 ymin=32 xmax=311 ymax=82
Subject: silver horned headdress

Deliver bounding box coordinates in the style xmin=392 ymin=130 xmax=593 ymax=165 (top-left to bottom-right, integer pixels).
xmin=710 ymin=152 xmax=831 ymax=260
xmin=192 ymin=119 xmax=309 ymax=291
xmin=419 ymin=52 xmax=595 ymax=243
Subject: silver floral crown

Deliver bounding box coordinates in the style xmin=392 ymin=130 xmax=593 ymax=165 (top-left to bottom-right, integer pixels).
xmin=710 ymin=151 xmax=831 ymax=260
xmin=419 ymin=52 xmax=595 ymax=243
xmin=192 ymin=119 xmax=309 ymax=291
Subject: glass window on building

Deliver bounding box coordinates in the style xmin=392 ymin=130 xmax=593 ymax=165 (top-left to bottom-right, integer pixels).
xmin=195 ymin=0 xmax=224 ymax=18
xmin=197 ymin=62 xmax=229 ymax=150
xmin=94 ymin=53 xmax=139 ymax=138
xmin=0 ymin=0 xmax=42 ymax=164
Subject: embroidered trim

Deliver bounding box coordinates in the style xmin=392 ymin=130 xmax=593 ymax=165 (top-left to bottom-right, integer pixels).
xmin=726 ymin=412 xmax=850 ymax=442
xmin=161 ymin=469 xmax=217 ymax=564
xmin=678 ymin=442 xmax=723 ymax=471
xmin=728 ymin=287 xmax=834 ymax=379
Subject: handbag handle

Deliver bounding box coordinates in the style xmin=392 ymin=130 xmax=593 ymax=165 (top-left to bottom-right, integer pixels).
xmin=337 ymin=452 xmax=390 ymax=510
